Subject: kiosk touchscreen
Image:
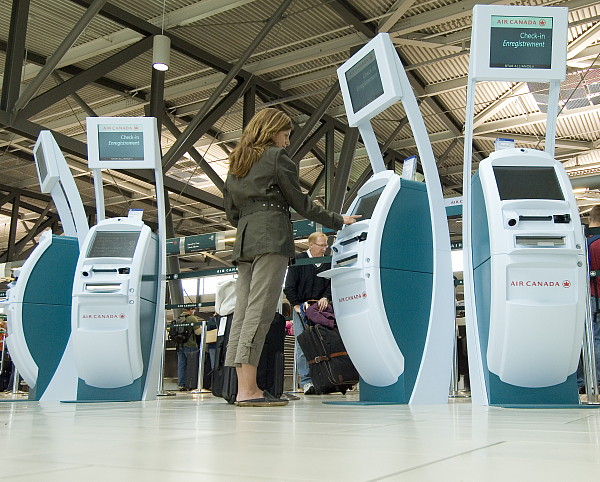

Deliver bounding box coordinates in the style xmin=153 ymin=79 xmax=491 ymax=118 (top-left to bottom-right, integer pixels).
xmin=5 ymin=131 xmax=87 ymax=401
xmin=470 ymin=148 xmax=585 ymax=404
xmin=72 ymin=218 xmax=158 ymax=398
xmin=321 ymin=33 xmax=454 ymax=404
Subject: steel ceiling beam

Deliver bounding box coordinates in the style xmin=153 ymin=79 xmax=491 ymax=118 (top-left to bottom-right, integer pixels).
xmin=288 ymin=84 xmax=341 ymax=159
xmin=51 ymin=72 xmax=98 ymax=117
xmin=162 ymin=0 xmax=294 ymax=169
xmin=13 ymin=0 xmax=108 ymax=113
xmin=379 ymin=0 xmax=418 ymax=33
xmin=330 ymin=1 xmax=374 ymax=39
xmin=162 ymin=113 xmax=224 ymax=192
xmin=18 ymin=36 xmax=154 ymax=119
xmin=161 ymin=77 xmax=251 ymax=173
xmin=6 ymin=194 xmax=20 ymax=261
xmin=14 ymin=0 xmax=261 ymax=84
xmin=328 ymin=127 xmax=359 ymax=213
xmin=1 ymin=0 xmax=30 ymax=112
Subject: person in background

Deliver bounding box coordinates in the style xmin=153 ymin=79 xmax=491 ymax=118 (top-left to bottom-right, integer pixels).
xmin=579 ymin=205 xmax=600 ymax=392
xmin=176 ymin=307 xmax=198 ymax=391
xmin=223 ymin=108 xmax=359 ymax=407
xmin=284 ymin=231 xmax=332 ymax=394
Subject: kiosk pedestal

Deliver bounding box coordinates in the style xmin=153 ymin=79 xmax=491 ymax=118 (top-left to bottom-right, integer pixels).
xmin=72 ymin=218 xmax=159 ymax=400
xmin=322 ymin=171 xmax=452 ymax=404
xmin=470 ymin=148 xmax=585 ymax=405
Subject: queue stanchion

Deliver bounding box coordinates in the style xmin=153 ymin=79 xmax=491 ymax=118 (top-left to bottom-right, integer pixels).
xmin=0 ymin=328 xmax=6 ymax=375
xmin=192 ymin=320 xmax=209 ymax=394
xmin=449 ymin=324 xmax=460 ymax=398
xmin=582 ymin=265 xmax=599 ymax=404
xmin=157 ymin=318 xmax=176 ymax=397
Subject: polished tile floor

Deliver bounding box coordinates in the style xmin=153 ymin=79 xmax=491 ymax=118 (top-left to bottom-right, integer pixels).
xmin=1 ymin=389 xmax=600 ymax=481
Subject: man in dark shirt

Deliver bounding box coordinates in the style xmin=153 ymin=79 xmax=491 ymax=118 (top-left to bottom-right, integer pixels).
xmin=284 ymin=232 xmax=332 ymax=394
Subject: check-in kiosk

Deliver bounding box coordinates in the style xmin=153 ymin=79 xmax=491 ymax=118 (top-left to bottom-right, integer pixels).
xmin=72 ymin=218 xmax=158 ymax=397
xmin=321 ymin=33 xmax=454 ymax=404
xmin=6 ymin=131 xmax=88 ymax=400
xmin=471 ymin=149 xmax=585 ymax=403
xmin=462 ymin=6 xmax=585 ymax=405
xmin=69 ymin=116 xmax=167 ymax=401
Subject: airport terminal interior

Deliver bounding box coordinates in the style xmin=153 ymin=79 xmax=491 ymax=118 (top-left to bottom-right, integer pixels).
xmin=2 ymin=0 xmax=600 ymax=479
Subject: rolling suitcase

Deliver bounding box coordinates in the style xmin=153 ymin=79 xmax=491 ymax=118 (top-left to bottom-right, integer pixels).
xmin=211 ymin=312 xmax=286 ymax=403
xmin=297 ymin=324 xmax=359 ymax=395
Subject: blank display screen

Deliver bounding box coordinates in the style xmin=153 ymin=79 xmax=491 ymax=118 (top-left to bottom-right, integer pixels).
xmin=88 ymin=231 xmax=141 ymax=258
xmin=493 ymin=166 xmax=564 ymax=200
xmin=351 ymin=186 xmax=385 ymax=219
xmin=345 ymin=50 xmax=385 ymax=114
xmin=35 ymin=145 xmax=48 ymax=185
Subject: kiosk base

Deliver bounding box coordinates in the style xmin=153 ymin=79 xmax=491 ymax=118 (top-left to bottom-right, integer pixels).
xmin=487 ymin=373 xmax=580 ymax=405
xmin=359 ymin=377 xmax=407 ymax=403
xmin=491 ymin=404 xmax=600 ymax=409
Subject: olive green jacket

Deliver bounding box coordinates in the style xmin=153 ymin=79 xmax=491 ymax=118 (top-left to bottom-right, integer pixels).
xmin=223 ymin=147 xmax=344 ymax=262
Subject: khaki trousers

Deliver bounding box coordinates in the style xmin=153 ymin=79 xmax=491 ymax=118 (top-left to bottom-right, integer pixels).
xmin=225 ymin=253 xmax=288 ymax=367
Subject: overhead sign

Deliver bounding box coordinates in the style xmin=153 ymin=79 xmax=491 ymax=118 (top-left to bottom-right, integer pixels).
xmin=470 ymin=5 xmax=568 ymax=82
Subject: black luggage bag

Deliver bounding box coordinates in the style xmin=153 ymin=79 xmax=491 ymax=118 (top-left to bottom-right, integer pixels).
xmin=297 ymin=324 xmax=359 ymax=395
xmin=211 ymin=312 xmax=286 ymax=403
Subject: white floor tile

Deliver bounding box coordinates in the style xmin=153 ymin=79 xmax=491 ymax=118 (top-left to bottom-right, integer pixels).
xmin=1 ymin=392 xmax=599 ymax=480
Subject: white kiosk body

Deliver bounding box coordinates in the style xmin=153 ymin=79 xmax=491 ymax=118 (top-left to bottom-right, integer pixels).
xmin=471 ymin=149 xmax=585 ymax=401
xmin=462 ymin=6 xmax=583 ymax=405
xmin=320 ymin=33 xmax=454 ymax=404
xmin=72 ymin=218 xmax=158 ymax=394
xmin=6 ymin=131 xmax=87 ymax=401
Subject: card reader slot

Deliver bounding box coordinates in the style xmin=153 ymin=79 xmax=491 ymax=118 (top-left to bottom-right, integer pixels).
xmin=91 ymin=268 xmax=118 ymax=273
xmin=515 ymin=235 xmax=566 ymax=247
xmin=518 ymin=215 xmax=553 ymax=222
xmin=84 ymin=283 xmax=122 ymax=293
xmin=335 ymin=254 xmax=358 ymax=267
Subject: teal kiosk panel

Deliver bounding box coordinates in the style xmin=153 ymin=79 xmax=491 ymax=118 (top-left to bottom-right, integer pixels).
xmin=6 ymin=233 xmax=80 ymax=400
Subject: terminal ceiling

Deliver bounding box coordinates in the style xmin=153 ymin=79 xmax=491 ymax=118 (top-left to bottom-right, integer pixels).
xmin=1 ymin=0 xmax=600 ymax=271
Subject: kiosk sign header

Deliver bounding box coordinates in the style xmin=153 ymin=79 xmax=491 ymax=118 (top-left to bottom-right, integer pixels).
xmin=490 ymin=16 xmax=553 ymax=69
xmin=87 ymin=116 xmax=159 ymax=170
xmin=470 ymin=5 xmax=567 ymax=82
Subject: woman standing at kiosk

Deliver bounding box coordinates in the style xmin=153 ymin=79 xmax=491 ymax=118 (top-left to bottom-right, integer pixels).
xmin=223 ymin=108 xmax=359 ymax=407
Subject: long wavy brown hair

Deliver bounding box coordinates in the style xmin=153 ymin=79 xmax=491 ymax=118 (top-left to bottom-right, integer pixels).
xmin=228 ymin=108 xmax=292 ymax=178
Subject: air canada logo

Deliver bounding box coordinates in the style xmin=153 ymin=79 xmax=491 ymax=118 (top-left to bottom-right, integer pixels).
xmin=81 ymin=313 xmax=125 ymax=319
xmin=339 ymin=292 xmax=367 ymax=303
xmin=509 ymin=280 xmax=569 ymax=287
xmin=539 ymin=19 xmax=546 ymax=26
